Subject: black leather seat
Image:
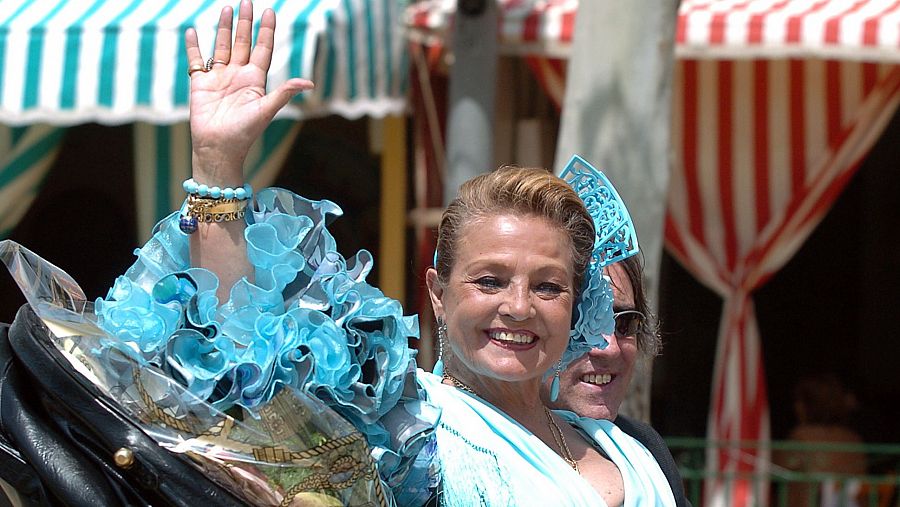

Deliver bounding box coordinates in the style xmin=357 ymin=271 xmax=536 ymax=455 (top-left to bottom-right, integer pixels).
xmin=0 ymin=305 xmax=247 ymax=506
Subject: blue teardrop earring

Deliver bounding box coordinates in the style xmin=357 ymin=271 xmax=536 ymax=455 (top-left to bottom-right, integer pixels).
xmin=433 ymin=317 xmax=446 ymax=377
xmin=549 ymin=360 xmax=562 ymax=402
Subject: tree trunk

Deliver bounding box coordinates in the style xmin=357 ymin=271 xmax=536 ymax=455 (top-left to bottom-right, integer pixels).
xmin=554 ymin=0 xmax=680 ymax=422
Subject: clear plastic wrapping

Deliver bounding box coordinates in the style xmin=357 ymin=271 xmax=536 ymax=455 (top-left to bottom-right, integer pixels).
xmin=1 ymin=239 xmax=389 ymax=506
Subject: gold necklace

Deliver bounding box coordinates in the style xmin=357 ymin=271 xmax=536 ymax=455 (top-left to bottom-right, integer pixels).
xmin=443 ymin=372 xmax=580 ymax=473
xmin=442 ymin=372 xmax=478 ymax=395
xmin=544 ymin=407 xmax=580 ymax=473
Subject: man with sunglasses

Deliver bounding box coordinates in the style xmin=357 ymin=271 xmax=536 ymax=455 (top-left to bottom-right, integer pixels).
xmin=543 ymin=255 xmax=692 ymax=507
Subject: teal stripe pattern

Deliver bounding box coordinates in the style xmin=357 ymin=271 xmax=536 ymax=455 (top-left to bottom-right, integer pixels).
xmin=342 ymin=0 xmax=357 ymax=100
xmin=2 ymin=0 xmax=411 ymax=123
xmin=60 ymin=0 xmax=106 ymax=108
xmin=383 ymin=0 xmax=393 ymax=94
xmin=0 ymin=128 xmax=65 ymax=188
xmin=173 ymin=0 xmax=219 ymax=107
xmin=322 ymin=11 xmax=336 ymax=100
xmin=0 ymin=127 xmax=59 ymax=239
xmin=137 ymin=0 xmax=179 ymax=106
xmin=263 ymin=120 xmax=291 ymax=156
xmin=364 ymin=0 xmax=376 ymax=98
xmin=10 ymin=126 xmax=26 ymax=145
xmin=289 ymin=0 xmax=323 ymax=105
xmin=98 ymin=0 xmax=143 ymax=107
xmin=247 ymin=120 xmax=290 ymax=180
xmin=23 ymin=1 xmax=67 ymax=109
xmin=0 ymin=1 xmax=34 ymax=105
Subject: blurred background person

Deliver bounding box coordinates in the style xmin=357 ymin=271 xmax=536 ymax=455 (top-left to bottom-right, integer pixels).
xmin=774 ymin=373 xmax=867 ymax=506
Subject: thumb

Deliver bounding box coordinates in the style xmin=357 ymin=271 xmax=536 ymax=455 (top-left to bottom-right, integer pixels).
xmin=260 ymin=78 xmax=315 ymax=119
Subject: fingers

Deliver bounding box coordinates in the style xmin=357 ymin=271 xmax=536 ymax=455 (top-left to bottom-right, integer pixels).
xmin=212 ymin=6 xmax=234 ymax=66
xmin=231 ymin=0 xmax=254 ymax=65
xmin=185 ymin=28 xmax=205 ymax=76
xmin=249 ymin=9 xmax=275 ymax=72
xmin=186 ymin=1 xmax=308 ymax=94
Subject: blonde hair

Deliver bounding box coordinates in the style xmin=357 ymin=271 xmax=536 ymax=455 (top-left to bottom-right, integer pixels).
xmin=434 ymin=166 xmax=595 ymax=291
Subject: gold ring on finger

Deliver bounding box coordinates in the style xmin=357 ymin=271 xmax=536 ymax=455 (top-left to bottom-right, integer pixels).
xmin=210 ymin=59 xmax=229 ymax=68
xmin=187 ymin=64 xmax=206 ymax=76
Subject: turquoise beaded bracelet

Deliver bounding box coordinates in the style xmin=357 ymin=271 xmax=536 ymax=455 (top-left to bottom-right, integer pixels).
xmin=182 ymin=178 xmax=252 ymax=200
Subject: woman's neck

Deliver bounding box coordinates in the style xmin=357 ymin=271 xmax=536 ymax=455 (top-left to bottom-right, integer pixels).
xmin=442 ymin=367 xmax=547 ymax=426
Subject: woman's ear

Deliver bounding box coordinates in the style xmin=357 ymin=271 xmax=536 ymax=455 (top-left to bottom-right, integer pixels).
xmin=425 ymin=268 xmax=445 ymax=319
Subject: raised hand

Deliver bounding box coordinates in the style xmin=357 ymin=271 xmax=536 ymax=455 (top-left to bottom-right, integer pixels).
xmin=184 ymin=0 xmax=313 ymax=185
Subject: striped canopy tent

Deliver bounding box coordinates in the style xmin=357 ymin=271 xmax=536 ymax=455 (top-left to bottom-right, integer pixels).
xmin=0 ymin=0 xmax=409 ymax=238
xmin=406 ymin=1 xmax=900 ymax=506
xmin=671 ymin=3 xmax=898 ymax=506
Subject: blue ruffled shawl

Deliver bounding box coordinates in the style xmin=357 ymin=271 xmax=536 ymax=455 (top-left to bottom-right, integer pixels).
xmin=94 ymin=188 xmax=439 ymax=502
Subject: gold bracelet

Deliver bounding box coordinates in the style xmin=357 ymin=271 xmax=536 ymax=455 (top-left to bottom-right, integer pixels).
xmin=186 ymin=195 xmax=248 ymax=223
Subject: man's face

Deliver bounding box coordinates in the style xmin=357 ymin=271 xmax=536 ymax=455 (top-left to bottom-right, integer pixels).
xmin=545 ymin=263 xmax=639 ymax=420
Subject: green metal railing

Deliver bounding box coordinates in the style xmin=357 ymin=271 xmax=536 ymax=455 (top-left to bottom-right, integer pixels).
xmin=666 ymin=438 xmax=900 ymax=506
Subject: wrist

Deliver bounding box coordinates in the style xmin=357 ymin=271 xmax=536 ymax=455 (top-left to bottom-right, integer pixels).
xmin=191 ymin=151 xmax=245 ymax=187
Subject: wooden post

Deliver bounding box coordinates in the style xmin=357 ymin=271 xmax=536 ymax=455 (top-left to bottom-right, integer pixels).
xmin=378 ymin=115 xmax=407 ymax=303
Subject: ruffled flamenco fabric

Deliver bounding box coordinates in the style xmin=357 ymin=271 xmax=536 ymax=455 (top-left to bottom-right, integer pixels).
xmin=94 ymin=188 xmax=439 ymax=503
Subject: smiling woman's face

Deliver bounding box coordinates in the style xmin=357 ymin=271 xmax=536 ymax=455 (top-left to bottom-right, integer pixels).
xmin=426 ymin=213 xmax=575 ymax=383
xmin=546 ymin=262 xmax=639 ymax=420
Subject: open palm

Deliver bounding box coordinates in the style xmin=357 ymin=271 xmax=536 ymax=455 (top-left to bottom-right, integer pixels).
xmin=185 ymin=1 xmax=313 ymax=174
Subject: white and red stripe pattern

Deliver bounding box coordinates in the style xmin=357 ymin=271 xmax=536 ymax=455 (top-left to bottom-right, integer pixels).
xmin=666 ymin=59 xmax=900 ymax=506
xmin=404 ymin=0 xmax=900 ymax=60
xmin=677 ymin=0 xmax=900 ymax=62
xmin=404 ymin=0 xmax=577 ymax=57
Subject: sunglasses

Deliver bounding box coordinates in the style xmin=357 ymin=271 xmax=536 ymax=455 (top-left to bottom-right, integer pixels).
xmin=613 ymin=310 xmax=645 ymax=338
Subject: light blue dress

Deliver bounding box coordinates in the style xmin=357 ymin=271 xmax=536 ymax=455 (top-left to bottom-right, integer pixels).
xmin=418 ymin=372 xmax=676 ymax=507
xmin=95 ymin=188 xmax=676 ymax=506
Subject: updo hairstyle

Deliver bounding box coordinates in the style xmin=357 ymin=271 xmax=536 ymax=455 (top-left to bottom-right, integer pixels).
xmin=434 ymin=166 xmax=595 ymax=292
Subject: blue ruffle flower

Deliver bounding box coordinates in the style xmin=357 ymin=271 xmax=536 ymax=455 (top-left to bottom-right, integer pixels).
xmin=558 ymin=266 xmax=614 ymax=370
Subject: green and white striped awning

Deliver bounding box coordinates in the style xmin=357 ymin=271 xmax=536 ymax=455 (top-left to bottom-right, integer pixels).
xmin=0 ymin=0 xmax=409 ymax=126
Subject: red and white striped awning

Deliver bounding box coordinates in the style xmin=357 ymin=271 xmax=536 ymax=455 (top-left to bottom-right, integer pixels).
xmin=405 ymin=0 xmax=577 ymax=58
xmin=678 ymin=0 xmax=900 ymax=61
xmin=404 ymin=0 xmax=900 ymax=62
